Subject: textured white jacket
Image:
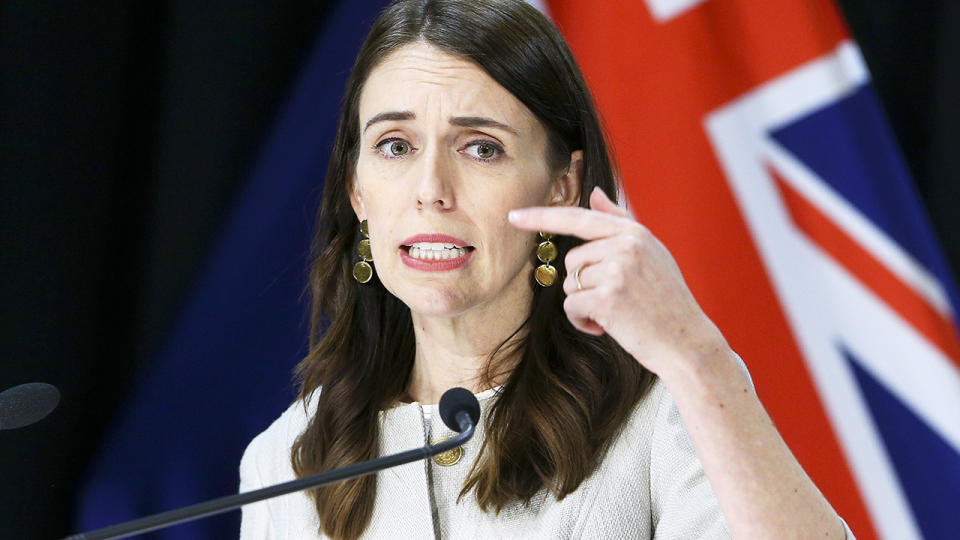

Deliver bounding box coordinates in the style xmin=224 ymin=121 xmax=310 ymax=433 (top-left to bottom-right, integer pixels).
xmin=238 ymin=377 xmax=750 ymax=539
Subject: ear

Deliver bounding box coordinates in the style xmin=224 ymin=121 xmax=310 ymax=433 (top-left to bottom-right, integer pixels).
xmin=549 ymin=149 xmax=583 ymax=207
xmin=347 ymin=171 xmax=366 ymax=221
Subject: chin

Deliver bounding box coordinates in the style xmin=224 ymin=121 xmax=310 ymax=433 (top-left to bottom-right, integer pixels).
xmin=394 ymin=286 xmax=472 ymax=318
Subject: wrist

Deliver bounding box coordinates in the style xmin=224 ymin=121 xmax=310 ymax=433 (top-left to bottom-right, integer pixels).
xmin=655 ymin=334 xmax=744 ymax=400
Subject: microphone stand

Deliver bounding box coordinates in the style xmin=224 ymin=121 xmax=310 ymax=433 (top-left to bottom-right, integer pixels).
xmin=65 ymin=411 xmax=476 ymax=540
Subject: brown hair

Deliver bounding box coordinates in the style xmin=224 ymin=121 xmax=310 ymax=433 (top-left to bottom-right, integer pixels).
xmin=291 ymin=1 xmax=655 ymax=538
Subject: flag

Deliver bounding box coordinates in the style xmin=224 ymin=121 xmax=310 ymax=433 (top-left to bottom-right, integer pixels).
xmin=74 ymin=1 xmax=392 ymax=537
xmin=546 ymin=0 xmax=960 ymax=538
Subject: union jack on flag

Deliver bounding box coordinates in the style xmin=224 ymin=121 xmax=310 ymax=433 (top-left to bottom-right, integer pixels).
xmin=548 ymin=0 xmax=960 ymax=538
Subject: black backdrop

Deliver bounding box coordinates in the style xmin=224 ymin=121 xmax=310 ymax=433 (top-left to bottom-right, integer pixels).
xmin=1 ymin=2 xmax=957 ymax=538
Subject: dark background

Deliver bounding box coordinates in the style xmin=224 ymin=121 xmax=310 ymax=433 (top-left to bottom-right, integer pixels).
xmin=1 ymin=1 xmax=957 ymax=538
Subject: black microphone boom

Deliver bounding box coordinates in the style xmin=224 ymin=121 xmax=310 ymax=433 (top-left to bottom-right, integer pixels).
xmin=64 ymin=387 xmax=481 ymax=540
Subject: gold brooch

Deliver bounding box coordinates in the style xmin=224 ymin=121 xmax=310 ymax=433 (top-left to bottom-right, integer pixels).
xmin=432 ymin=437 xmax=463 ymax=466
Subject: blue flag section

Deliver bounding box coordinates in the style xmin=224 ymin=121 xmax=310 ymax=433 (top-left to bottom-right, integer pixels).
xmin=844 ymin=347 xmax=960 ymax=540
xmin=769 ymin=85 xmax=960 ymax=314
xmin=75 ymin=1 xmax=390 ymax=537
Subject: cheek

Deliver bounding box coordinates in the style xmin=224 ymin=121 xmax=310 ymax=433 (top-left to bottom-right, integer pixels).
xmin=509 ymin=163 xmax=557 ymax=207
xmin=366 ymin=213 xmax=399 ymax=258
xmin=356 ymin=154 xmax=397 ymax=181
xmin=353 ymin=168 xmax=402 ymax=221
xmin=467 ymin=168 xmax=553 ymax=208
xmin=356 ymin=194 xmax=402 ymax=261
xmin=479 ymin=211 xmax=537 ymax=266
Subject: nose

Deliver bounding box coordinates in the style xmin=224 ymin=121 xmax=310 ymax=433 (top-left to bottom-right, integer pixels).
xmin=415 ymin=146 xmax=455 ymax=211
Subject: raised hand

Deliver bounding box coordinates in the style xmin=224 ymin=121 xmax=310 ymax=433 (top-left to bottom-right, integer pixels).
xmin=508 ymin=186 xmax=728 ymax=377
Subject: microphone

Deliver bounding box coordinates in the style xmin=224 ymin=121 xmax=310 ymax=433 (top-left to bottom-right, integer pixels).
xmin=0 ymin=382 xmax=60 ymax=430
xmin=439 ymin=386 xmax=481 ymax=433
xmin=65 ymin=387 xmax=481 ymax=540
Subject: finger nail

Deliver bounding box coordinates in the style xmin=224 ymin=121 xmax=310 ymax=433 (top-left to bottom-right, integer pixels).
xmin=508 ymin=209 xmax=526 ymax=222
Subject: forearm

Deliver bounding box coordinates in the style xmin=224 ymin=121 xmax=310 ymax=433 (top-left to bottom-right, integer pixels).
xmin=660 ymin=343 xmax=846 ymax=539
xmin=512 ymin=195 xmax=848 ymax=536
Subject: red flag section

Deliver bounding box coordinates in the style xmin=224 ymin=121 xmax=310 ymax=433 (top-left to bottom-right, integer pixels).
xmin=548 ymin=1 xmax=877 ymax=537
xmin=770 ymin=167 xmax=960 ymax=368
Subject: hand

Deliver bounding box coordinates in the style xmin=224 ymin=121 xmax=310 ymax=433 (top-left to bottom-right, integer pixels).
xmin=508 ymin=187 xmax=727 ymax=377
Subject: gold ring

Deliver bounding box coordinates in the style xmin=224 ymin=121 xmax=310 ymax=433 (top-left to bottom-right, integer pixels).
xmin=574 ymin=264 xmax=584 ymax=291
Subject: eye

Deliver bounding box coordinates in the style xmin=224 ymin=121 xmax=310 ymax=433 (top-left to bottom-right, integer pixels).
xmin=462 ymin=140 xmax=504 ymax=161
xmin=374 ymin=138 xmax=414 ymax=159
xmin=388 ymin=140 xmax=410 ymax=156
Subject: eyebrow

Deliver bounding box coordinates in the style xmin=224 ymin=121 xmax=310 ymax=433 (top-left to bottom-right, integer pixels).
xmin=361 ymin=110 xmax=520 ymax=136
xmin=363 ymin=111 xmax=415 ymax=133
xmin=449 ymin=116 xmax=520 ymax=135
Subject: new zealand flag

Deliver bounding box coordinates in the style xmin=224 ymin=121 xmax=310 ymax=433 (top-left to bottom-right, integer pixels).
xmin=552 ymin=0 xmax=960 ymax=538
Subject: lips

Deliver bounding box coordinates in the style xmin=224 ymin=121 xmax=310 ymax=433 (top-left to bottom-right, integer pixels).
xmin=400 ymin=233 xmax=471 ymax=248
xmin=399 ymin=233 xmax=474 ymax=271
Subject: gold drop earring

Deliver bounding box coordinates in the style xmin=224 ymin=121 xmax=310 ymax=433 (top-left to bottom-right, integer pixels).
xmin=353 ymin=219 xmax=374 ymax=283
xmin=535 ymin=232 xmax=558 ymax=287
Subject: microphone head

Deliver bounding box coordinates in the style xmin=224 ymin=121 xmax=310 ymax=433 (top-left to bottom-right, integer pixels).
xmin=438 ymin=387 xmax=481 ymax=433
xmin=0 ymin=382 xmax=60 ymax=430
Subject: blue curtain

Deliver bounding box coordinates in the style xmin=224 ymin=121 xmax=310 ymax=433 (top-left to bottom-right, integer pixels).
xmin=75 ymin=2 xmax=390 ymax=537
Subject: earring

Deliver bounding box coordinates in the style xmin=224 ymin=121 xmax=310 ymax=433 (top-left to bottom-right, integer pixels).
xmin=353 ymin=219 xmax=374 ymax=283
xmin=534 ymin=232 xmax=558 ymax=287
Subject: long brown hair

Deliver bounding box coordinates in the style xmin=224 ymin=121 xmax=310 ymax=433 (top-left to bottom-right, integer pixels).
xmin=291 ymin=1 xmax=655 ymax=538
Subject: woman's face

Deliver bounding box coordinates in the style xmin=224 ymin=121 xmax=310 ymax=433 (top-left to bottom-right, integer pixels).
xmin=351 ymin=42 xmax=579 ymax=319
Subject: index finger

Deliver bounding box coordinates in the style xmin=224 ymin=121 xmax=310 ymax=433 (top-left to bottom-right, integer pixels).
xmin=508 ymin=206 xmax=630 ymax=240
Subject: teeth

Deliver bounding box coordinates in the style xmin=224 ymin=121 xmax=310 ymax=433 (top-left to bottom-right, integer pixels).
xmin=408 ymin=243 xmax=467 ymax=260
xmin=410 ymin=242 xmax=459 ymax=250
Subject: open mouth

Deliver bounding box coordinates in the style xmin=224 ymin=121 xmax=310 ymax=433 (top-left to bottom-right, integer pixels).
xmin=401 ymin=242 xmax=474 ymax=261
xmin=398 ymin=234 xmax=475 ymax=270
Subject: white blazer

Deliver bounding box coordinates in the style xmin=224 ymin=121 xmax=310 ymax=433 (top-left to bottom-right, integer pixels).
xmin=238 ymin=377 xmax=749 ymax=539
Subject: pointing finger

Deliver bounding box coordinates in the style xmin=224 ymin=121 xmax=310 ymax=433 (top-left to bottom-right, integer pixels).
xmin=508 ymin=205 xmax=633 ymax=241
xmin=588 ymin=186 xmax=631 ymax=218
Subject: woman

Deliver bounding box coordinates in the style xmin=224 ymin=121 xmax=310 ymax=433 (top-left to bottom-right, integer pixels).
xmin=240 ymin=0 xmax=854 ymax=538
